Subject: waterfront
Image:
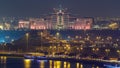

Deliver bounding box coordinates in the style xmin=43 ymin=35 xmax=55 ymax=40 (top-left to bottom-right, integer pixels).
xmin=0 ymin=29 xmax=120 ymax=68
xmin=0 ymin=56 xmax=105 ymax=68
xmin=1 ymin=0 xmax=120 ymax=68
xmin=0 ymin=30 xmax=120 ymax=58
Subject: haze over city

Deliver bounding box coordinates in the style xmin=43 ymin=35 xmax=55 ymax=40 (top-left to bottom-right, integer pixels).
xmin=0 ymin=0 xmax=120 ymax=17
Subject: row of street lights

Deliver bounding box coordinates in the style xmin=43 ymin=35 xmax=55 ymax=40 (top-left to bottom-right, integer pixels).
xmin=75 ymin=47 xmax=120 ymax=57
xmin=24 ymin=32 xmax=120 ymax=58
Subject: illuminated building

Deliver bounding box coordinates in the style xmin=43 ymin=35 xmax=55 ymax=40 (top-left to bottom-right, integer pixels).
xmin=50 ymin=5 xmax=69 ymax=30
xmin=4 ymin=23 xmax=11 ymax=30
xmin=47 ymin=5 xmax=93 ymax=30
xmin=4 ymin=6 xmax=94 ymax=30
xmin=108 ymin=22 xmax=119 ymax=29
xmin=0 ymin=25 xmax=3 ymax=30
xmin=0 ymin=22 xmax=11 ymax=30
xmin=93 ymin=17 xmax=120 ymax=29
xmin=18 ymin=13 xmax=93 ymax=30
xmin=72 ymin=18 xmax=93 ymax=30
xmin=45 ymin=20 xmax=53 ymax=30
xmin=18 ymin=20 xmax=30 ymax=29
xmin=29 ymin=18 xmax=46 ymax=30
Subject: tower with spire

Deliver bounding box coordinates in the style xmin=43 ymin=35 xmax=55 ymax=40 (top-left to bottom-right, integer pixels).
xmin=51 ymin=5 xmax=69 ymax=30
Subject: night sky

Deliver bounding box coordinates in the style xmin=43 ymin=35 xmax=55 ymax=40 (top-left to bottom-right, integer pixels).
xmin=0 ymin=0 xmax=120 ymax=17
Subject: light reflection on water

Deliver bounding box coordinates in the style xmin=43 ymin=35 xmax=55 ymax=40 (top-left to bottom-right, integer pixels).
xmin=0 ymin=56 xmax=6 ymax=68
xmin=24 ymin=59 xmax=102 ymax=68
xmin=0 ymin=56 xmax=103 ymax=68
xmin=64 ymin=61 xmax=67 ymax=68
xmin=76 ymin=63 xmax=84 ymax=68
xmin=0 ymin=56 xmax=7 ymax=64
xmin=54 ymin=61 xmax=61 ymax=68
xmin=24 ymin=59 xmax=31 ymax=68
xmin=49 ymin=60 xmax=53 ymax=68
xmin=40 ymin=60 xmax=44 ymax=68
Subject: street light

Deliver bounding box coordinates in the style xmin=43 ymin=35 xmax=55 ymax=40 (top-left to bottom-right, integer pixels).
xmin=67 ymin=36 xmax=71 ymax=41
xmin=96 ymin=36 xmax=101 ymax=40
xmin=92 ymin=48 xmax=99 ymax=54
xmin=56 ymin=32 xmax=60 ymax=39
xmin=117 ymin=50 xmax=120 ymax=57
xmin=26 ymin=33 xmax=29 ymax=52
xmin=40 ymin=32 xmax=43 ymax=51
xmin=75 ymin=36 xmax=79 ymax=39
xmin=105 ymin=49 xmax=110 ymax=56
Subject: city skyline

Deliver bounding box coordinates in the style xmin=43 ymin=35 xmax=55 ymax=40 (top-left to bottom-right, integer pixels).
xmin=0 ymin=0 xmax=120 ymax=17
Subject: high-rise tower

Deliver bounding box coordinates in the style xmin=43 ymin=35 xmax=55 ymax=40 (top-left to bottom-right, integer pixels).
xmin=51 ymin=5 xmax=69 ymax=30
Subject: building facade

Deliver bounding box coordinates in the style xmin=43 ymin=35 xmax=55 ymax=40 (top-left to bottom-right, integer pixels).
xmin=72 ymin=18 xmax=93 ymax=30
xmin=29 ymin=18 xmax=46 ymax=30
xmin=18 ymin=20 xmax=30 ymax=29
xmin=17 ymin=7 xmax=93 ymax=30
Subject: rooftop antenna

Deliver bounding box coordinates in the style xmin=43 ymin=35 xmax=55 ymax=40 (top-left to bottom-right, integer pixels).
xmin=59 ymin=4 xmax=63 ymax=13
xmin=59 ymin=4 xmax=63 ymax=10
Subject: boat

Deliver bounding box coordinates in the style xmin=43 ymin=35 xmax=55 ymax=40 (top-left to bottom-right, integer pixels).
xmin=24 ymin=55 xmax=47 ymax=60
xmin=24 ymin=55 xmax=35 ymax=59
xmin=104 ymin=64 xmax=120 ymax=68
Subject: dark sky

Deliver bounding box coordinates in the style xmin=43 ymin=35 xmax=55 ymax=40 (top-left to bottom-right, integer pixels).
xmin=0 ymin=0 xmax=120 ymax=17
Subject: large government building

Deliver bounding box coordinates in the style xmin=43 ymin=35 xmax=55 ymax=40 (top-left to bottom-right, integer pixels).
xmin=18 ymin=6 xmax=93 ymax=30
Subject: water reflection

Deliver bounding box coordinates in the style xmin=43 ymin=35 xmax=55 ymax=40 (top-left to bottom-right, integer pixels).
xmin=54 ymin=61 xmax=61 ymax=68
xmin=49 ymin=60 xmax=53 ymax=68
xmin=64 ymin=62 xmax=67 ymax=68
xmin=23 ymin=59 xmax=102 ymax=68
xmin=0 ymin=56 xmax=6 ymax=68
xmin=0 ymin=56 xmax=7 ymax=64
xmin=77 ymin=63 xmax=83 ymax=68
xmin=0 ymin=57 xmax=104 ymax=68
xmin=68 ymin=62 xmax=70 ymax=68
xmin=40 ymin=60 xmax=44 ymax=68
xmin=24 ymin=59 xmax=31 ymax=68
xmin=96 ymin=66 xmax=99 ymax=68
